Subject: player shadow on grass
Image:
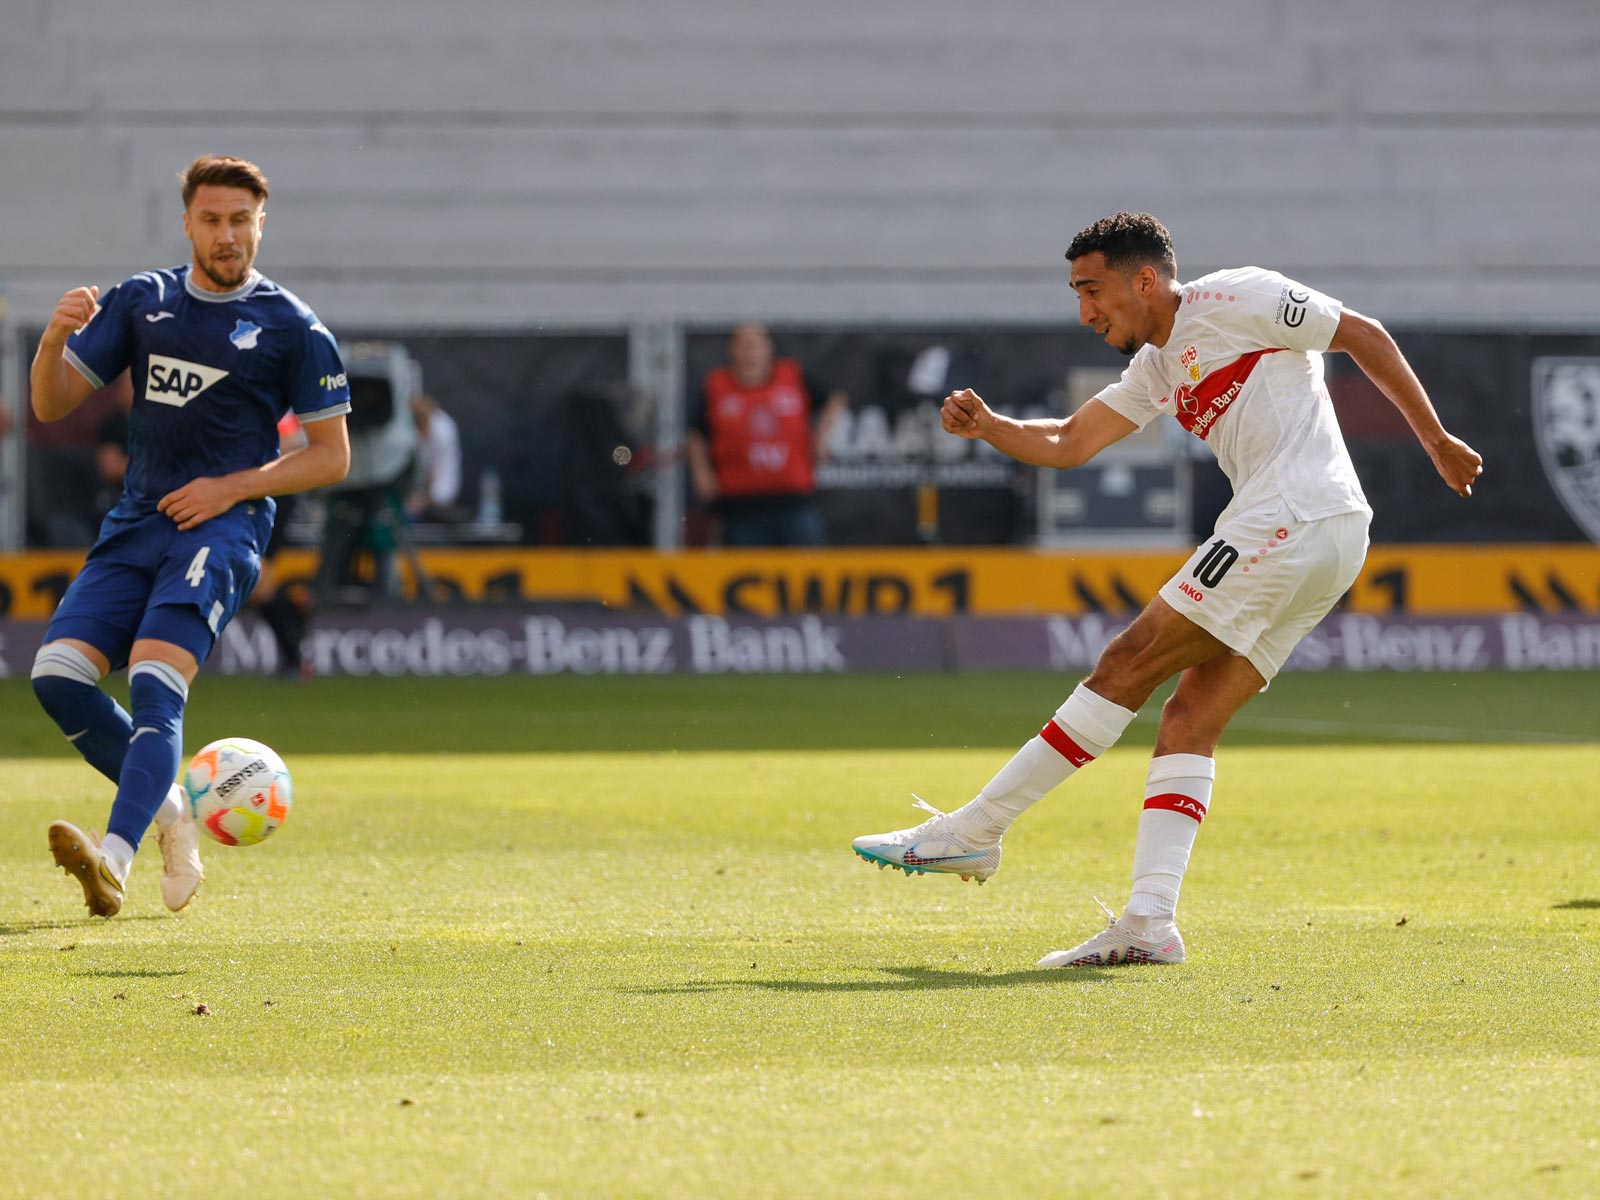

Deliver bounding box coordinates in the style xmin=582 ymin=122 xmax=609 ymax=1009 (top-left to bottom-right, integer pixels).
xmin=625 ymin=965 xmax=1124 ymax=995
xmin=0 ymin=914 xmax=169 ymax=936
xmin=1552 ymin=899 xmax=1600 ymax=910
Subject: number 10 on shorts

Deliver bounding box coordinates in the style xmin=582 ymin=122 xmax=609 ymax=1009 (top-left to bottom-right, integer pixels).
xmin=1193 ymin=539 xmax=1238 ymax=588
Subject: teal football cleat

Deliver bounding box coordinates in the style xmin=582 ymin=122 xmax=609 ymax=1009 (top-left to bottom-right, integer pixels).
xmin=852 ymin=796 xmax=1002 ymax=884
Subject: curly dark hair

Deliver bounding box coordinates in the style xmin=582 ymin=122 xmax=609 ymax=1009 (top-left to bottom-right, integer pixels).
xmin=1065 ymin=212 xmax=1176 ymax=278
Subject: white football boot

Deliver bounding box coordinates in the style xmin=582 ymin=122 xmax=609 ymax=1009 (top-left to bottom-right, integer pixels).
xmin=48 ymin=820 xmax=126 ymax=918
xmin=851 ymin=796 xmax=1002 ymax=884
xmin=156 ymin=784 xmax=204 ymax=912
xmin=1036 ymin=898 xmax=1186 ymax=968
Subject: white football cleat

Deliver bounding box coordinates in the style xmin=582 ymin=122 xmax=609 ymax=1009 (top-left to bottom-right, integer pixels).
xmin=852 ymin=796 xmax=1002 ymax=883
xmin=1036 ymin=899 xmax=1186 ymax=968
xmin=156 ymin=786 xmax=204 ymax=912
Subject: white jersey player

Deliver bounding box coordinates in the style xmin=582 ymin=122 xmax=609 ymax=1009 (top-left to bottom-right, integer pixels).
xmin=852 ymin=211 xmax=1483 ymax=968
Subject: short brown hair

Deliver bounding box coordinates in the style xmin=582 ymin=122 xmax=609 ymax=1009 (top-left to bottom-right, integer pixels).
xmin=179 ymin=155 xmax=269 ymax=207
xmin=1066 ymin=211 xmax=1177 ymax=278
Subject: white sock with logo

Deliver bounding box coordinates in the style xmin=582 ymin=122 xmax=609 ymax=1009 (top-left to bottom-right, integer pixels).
xmin=955 ymin=683 xmax=1138 ymax=835
xmin=1125 ymin=754 xmax=1216 ymax=926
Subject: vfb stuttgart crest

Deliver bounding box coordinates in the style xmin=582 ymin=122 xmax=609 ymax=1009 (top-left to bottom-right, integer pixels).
xmin=1532 ymin=357 xmax=1600 ymax=543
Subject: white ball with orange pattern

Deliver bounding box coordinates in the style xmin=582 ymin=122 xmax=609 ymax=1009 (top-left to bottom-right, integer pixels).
xmin=184 ymin=737 xmax=293 ymax=846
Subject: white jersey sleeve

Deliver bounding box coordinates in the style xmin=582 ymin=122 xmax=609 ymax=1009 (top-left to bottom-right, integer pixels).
xmin=1092 ymin=348 xmax=1165 ymax=429
xmin=1212 ymin=267 xmax=1343 ymax=354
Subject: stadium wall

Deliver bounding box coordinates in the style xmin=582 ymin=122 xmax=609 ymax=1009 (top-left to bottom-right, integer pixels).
xmin=3 ymin=1 xmax=1600 ymax=330
xmin=1 ymin=546 xmax=1596 ymax=621
xmin=3 ymin=611 xmax=1600 ymax=678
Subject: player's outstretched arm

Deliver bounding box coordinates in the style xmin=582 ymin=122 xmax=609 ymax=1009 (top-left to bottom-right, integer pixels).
xmin=159 ymin=414 xmax=351 ymax=531
xmin=30 ymin=287 xmax=101 ymax=422
xmin=1329 ymin=309 xmax=1483 ymax=498
xmin=942 ymin=389 xmax=1136 ymax=469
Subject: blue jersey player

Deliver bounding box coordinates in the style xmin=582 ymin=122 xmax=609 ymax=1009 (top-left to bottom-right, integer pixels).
xmin=29 ymin=155 xmax=352 ymax=918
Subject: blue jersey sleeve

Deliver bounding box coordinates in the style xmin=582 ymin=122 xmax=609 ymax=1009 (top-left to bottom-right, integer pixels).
xmin=63 ymin=280 xmax=139 ymax=389
xmin=283 ymin=313 xmax=352 ymax=422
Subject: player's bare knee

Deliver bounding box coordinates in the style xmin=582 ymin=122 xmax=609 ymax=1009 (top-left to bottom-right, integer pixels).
xmin=1154 ymin=698 xmax=1223 ymax=756
xmin=36 ymin=638 xmax=111 ymax=679
xmin=1083 ymin=653 xmax=1144 ymax=710
xmin=128 ymin=637 xmax=201 ymax=684
xmin=1159 ymin=690 xmax=1209 ymax=740
xmin=1087 ymin=632 xmax=1174 ymax=708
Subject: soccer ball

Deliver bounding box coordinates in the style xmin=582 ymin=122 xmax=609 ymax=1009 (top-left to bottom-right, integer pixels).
xmin=184 ymin=737 xmax=293 ymax=846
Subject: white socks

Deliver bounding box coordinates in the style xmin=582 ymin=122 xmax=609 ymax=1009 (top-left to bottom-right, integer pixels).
xmin=958 ymin=683 xmax=1138 ymax=833
xmin=155 ymin=782 xmax=186 ymax=828
xmin=100 ymin=784 xmax=185 ymax=886
xmin=100 ymin=834 xmax=135 ymax=884
xmin=942 ymin=685 xmax=1217 ymax=928
xmin=1126 ymin=753 xmax=1216 ymax=920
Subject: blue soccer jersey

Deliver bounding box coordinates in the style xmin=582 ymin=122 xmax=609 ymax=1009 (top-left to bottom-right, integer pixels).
xmin=64 ymin=265 xmax=352 ymax=513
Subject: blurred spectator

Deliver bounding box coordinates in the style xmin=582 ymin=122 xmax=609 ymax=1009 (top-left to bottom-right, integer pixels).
xmin=406 ymin=392 xmax=463 ymax=522
xmin=686 ymin=322 xmax=847 ymax=547
xmin=561 ymin=383 xmax=653 ymax=545
xmin=24 ymin=373 xmax=125 ymax=547
xmin=248 ymin=413 xmax=313 ymax=676
xmin=92 ymin=376 xmax=135 ymax=521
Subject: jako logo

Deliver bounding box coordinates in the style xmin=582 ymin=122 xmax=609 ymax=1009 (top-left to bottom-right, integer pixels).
xmin=145 ymin=354 xmax=229 ymax=407
xmin=1178 ymin=581 xmax=1204 ymax=602
xmin=1147 ymin=793 xmax=1208 ymax=821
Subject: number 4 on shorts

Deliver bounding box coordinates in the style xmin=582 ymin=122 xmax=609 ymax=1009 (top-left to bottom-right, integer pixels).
xmin=186 ymin=546 xmax=211 ymax=588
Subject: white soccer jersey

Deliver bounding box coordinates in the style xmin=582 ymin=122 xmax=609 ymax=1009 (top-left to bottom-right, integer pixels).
xmin=1095 ymin=266 xmax=1371 ymax=524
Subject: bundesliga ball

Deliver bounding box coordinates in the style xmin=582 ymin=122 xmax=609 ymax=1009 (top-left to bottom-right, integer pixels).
xmin=184 ymin=737 xmax=293 ymax=846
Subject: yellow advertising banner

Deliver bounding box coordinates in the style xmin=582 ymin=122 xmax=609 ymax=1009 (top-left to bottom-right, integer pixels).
xmin=2 ymin=545 xmax=1597 ymax=620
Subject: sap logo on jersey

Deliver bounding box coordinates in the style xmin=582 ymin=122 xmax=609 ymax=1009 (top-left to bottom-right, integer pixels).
xmin=146 ymin=355 xmax=229 ymax=406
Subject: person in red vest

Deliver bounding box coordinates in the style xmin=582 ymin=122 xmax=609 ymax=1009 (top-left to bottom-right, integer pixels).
xmin=686 ymin=323 xmax=848 ymax=546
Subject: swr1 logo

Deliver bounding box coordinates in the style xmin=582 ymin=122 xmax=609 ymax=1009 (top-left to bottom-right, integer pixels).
xmin=146 ymin=354 xmax=229 ymax=407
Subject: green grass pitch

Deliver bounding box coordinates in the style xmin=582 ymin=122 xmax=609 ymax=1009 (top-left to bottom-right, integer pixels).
xmin=1 ymin=670 xmax=1597 ymax=1198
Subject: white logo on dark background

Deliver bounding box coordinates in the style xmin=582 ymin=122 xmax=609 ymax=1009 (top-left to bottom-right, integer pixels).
xmin=145 ymin=354 xmax=228 ymax=406
xmin=1532 ymin=357 xmax=1600 ymax=544
xmin=230 ymin=319 xmax=262 ymax=350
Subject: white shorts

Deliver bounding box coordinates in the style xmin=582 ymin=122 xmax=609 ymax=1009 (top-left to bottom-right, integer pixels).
xmin=1159 ymin=501 xmax=1370 ymax=683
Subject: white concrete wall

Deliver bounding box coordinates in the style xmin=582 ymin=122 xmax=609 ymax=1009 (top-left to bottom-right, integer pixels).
xmin=4 ymin=0 xmax=1599 ymax=329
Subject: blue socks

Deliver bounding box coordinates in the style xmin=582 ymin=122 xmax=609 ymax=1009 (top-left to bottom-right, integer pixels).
xmin=31 ymin=644 xmax=132 ymax=785
xmin=105 ymin=662 xmax=188 ymax=852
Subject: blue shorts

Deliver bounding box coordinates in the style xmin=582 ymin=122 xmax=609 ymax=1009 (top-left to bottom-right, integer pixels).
xmin=46 ymin=499 xmax=274 ymax=668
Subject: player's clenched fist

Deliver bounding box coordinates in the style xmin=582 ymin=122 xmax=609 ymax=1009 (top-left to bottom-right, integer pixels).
xmin=942 ymin=388 xmax=994 ymax=440
xmin=1428 ymin=433 xmax=1485 ymax=499
xmin=43 ymin=287 xmax=100 ymax=345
